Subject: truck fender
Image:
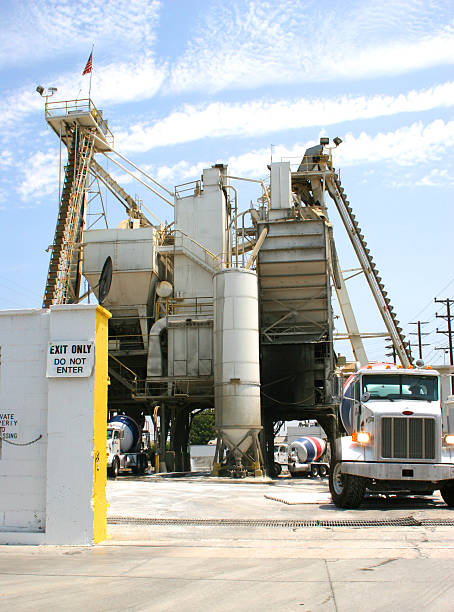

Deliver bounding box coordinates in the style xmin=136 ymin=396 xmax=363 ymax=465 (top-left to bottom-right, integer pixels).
xmin=340 ymin=436 xmax=364 ymax=461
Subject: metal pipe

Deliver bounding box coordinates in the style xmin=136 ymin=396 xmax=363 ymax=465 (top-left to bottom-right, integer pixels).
xmin=92 ymin=135 xmax=174 ymax=207
xmin=93 ymin=170 xmax=153 ymax=226
xmin=96 ymin=154 xmax=167 ymax=221
xmin=222 ymin=184 xmax=238 ymax=267
xmin=245 ymin=227 xmax=268 ymax=270
xmin=95 ymin=135 xmax=174 ymax=197
xmin=224 ymin=175 xmax=270 ymax=210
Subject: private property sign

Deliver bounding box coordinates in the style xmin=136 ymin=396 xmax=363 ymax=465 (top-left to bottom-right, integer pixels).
xmin=46 ymin=341 xmax=95 ymax=377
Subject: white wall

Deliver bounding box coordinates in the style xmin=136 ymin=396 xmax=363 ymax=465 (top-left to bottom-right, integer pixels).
xmin=0 ymin=309 xmax=49 ymax=534
xmin=0 ymin=304 xmax=108 ymax=545
xmin=174 ymin=166 xmax=228 ymax=300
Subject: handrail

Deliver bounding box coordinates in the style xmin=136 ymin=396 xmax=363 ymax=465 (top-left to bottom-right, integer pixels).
xmin=45 ymin=98 xmax=114 ymax=145
xmin=223 ymin=175 xmax=271 ymax=210
xmin=173 ymin=229 xmax=224 ymax=268
xmin=109 ymin=353 xmax=138 ymax=382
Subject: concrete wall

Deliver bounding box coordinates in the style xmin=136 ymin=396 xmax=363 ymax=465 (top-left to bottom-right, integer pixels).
xmin=0 ymin=304 xmax=110 ymax=545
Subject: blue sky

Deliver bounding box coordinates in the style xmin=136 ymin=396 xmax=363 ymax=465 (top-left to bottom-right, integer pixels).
xmin=1 ymin=0 xmax=453 ymax=364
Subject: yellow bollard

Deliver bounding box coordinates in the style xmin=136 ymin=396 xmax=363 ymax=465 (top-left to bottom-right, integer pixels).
xmin=252 ymin=461 xmax=262 ymax=477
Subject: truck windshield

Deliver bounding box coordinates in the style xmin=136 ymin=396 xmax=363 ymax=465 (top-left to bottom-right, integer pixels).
xmin=107 ymin=430 xmax=113 ymax=439
xmin=362 ymin=374 xmax=438 ymax=401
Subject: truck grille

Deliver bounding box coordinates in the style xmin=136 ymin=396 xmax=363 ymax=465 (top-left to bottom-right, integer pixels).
xmin=381 ymin=417 xmax=436 ymax=460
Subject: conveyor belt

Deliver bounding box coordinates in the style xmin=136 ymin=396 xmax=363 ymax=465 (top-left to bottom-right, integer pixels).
xmin=43 ymin=130 xmax=95 ymax=307
xmin=326 ymin=174 xmax=412 ymax=367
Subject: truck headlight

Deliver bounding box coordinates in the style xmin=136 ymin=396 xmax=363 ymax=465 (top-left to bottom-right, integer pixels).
xmin=352 ymin=431 xmax=372 ymax=444
xmin=444 ymin=435 xmax=454 ymax=445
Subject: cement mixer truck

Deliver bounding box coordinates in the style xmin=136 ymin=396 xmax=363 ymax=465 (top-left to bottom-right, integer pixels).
xmin=330 ymin=362 xmax=454 ymax=508
xmin=107 ymin=415 xmax=150 ymax=477
xmin=287 ymin=436 xmax=329 ymax=478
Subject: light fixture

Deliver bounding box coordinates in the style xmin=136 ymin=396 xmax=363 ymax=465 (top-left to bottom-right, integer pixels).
xmin=36 ymin=85 xmax=58 ymax=97
xmin=352 ymin=431 xmax=372 ymax=444
xmin=333 ymin=136 xmax=343 ymax=146
xmin=320 ymin=137 xmax=329 ymax=146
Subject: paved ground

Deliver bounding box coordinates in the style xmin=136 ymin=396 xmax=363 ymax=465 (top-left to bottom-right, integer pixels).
xmin=1 ymin=474 xmax=454 ymax=611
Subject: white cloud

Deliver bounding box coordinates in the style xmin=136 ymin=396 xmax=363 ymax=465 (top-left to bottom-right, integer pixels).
xmin=0 ymin=54 xmax=167 ymax=134
xmin=18 ymin=150 xmax=59 ymax=201
xmin=0 ymin=151 xmax=13 ymax=168
xmin=415 ymin=169 xmax=454 ymax=187
xmin=168 ymin=0 xmax=454 ymax=93
xmin=337 ymin=119 xmax=454 ymax=167
xmin=0 ymin=0 xmax=161 ymax=67
xmin=149 ymin=118 xmax=454 ymax=184
xmin=116 ymin=82 xmax=454 ymax=153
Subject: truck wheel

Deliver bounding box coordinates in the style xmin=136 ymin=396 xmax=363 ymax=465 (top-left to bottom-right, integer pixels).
xmin=310 ymin=464 xmax=319 ymax=478
xmin=319 ymin=464 xmax=328 ymax=478
xmin=138 ymin=455 xmax=148 ymax=475
xmin=108 ymin=457 xmax=120 ymax=479
xmin=329 ymin=461 xmax=366 ymax=508
xmin=440 ymin=482 xmax=454 ymax=507
xmin=273 ymin=462 xmax=282 ymax=477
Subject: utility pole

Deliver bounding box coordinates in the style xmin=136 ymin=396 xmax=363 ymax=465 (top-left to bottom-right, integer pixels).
xmin=435 ymin=298 xmax=454 ymax=393
xmin=409 ymin=320 xmax=429 ymax=360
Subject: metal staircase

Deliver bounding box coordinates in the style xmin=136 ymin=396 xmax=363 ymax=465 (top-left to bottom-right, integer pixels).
xmin=325 ymin=173 xmax=412 ymax=367
xmin=42 ymin=129 xmax=95 ymax=308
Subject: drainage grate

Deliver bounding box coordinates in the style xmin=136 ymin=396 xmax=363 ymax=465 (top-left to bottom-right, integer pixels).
xmin=108 ymin=516 xmax=454 ymax=528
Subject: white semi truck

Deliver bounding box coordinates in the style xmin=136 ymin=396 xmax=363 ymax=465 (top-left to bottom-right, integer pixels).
xmin=330 ymin=362 xmax=454 ymax=508
xmin=107 ymin=415 xmax=150 ymax=477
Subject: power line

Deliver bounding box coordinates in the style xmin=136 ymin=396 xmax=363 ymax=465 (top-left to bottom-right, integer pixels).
xmin=408 ymin=277 xmax=454 ymax=322
xmin=409 ymin=320 xmax=430 ymax=360
xmin=435 ymin=298 xmax=454 ymax=393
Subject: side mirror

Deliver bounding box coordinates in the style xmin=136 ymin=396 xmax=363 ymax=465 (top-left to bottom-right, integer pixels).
xmin=361 ymin=392 xmax=370 ymax=403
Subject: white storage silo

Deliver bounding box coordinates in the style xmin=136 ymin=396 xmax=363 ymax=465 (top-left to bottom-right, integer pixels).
xmin=213 ymin=268 xmax=263 ymax=474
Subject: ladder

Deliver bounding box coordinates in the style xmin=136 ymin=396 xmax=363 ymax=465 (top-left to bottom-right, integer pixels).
xmin=325 ymin=173 xmax=412 ymax=367
xmin=42 ymin=129 xmax=95 ymax=308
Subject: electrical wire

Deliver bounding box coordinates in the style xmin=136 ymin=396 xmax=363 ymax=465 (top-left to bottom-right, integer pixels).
xmin=261 ymin=390 xmax=315 ymax=407
xmin=2 ymin=434 xmax=42 ymax=446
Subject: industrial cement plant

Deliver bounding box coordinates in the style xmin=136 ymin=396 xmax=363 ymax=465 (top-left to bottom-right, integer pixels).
xmin=38 ymin=96 xmax=415 ymax=478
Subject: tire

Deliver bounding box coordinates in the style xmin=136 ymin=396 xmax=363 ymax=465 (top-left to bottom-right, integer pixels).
xmin=440 ymin=482 xmax=454 ymax=507
xmin=319 ymin=464 xmax=328 ymax=478
xmin=273 ymin=462 xmax=282 ymax=477
xmin=137 ymin=455 xmax=148 ymax=475
xmin=108 ymin=457 xmax=120 ymax=479
xmin=329 ymin=461 xmax=366 ymax=508
xmin=310 ymin=464 xmax=319 ymax=478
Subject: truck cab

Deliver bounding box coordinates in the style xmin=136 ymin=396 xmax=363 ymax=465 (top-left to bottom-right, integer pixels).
xmin=106 ymin=426 xmax=122 ymax=477
xmin=330 ymin=362 xmax=454 ymax=508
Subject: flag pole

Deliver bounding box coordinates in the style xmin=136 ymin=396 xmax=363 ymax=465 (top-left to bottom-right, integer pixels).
xmin=88 ymin=43 xmax=94 ymax=101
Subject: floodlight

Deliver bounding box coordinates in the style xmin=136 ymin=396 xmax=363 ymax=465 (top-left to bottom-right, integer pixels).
xmin=333 ymin=137 xmax=343 ymax=146
xmin=36 ymin=85 xmax=44 ymax=95
xmin=320 ymin=137 xmax=329 ymax=146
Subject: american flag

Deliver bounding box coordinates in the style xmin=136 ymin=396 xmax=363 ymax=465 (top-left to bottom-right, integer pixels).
xmin=82 ymin=52 xmax=92 ymax=75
